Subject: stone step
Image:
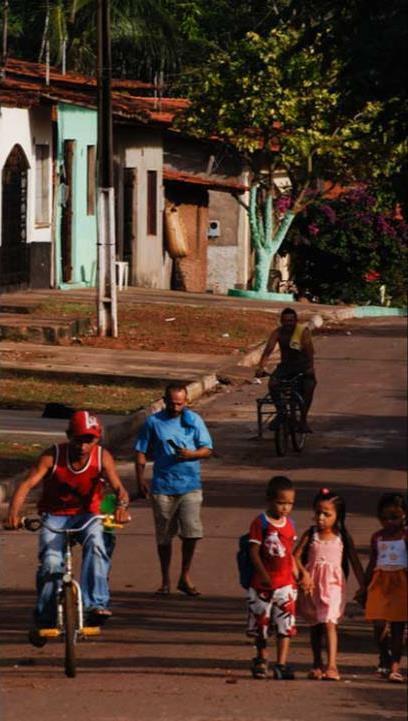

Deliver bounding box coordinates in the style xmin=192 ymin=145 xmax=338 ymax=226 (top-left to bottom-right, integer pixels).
xmin=0 ymin=315 xmax=90 ymax=344
xmin=0 ymin=303 xmax=38 ymax=315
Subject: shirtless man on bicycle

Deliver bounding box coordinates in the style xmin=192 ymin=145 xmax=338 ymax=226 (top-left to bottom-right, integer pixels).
xmin=255 ymin=307 xmax=316 ymax=432
xmin=6 ymin=410 xmax=130 ymax=645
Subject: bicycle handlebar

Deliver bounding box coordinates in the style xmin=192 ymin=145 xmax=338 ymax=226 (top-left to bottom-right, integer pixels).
xmin=22 ymin=514 xmax=108 ymax=534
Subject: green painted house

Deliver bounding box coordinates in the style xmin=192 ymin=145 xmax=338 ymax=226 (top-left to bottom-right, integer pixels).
xmin=55 ymin=103 xmax=98 ymax=288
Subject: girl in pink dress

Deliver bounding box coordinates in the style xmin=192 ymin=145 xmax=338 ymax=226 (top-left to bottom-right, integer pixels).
xmin=295 ymin=488 xmax=365 ymax=680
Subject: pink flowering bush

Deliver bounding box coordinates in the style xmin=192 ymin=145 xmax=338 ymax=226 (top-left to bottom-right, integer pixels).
xmin=286 ymin=188 xmax=407 ymax=305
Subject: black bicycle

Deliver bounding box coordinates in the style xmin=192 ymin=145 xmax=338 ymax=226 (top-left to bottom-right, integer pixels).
xmin=256 ymin=372 xmax=306 ymax=456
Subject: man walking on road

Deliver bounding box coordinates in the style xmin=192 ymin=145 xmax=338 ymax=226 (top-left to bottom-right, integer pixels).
xmin=135 ymin=382 xmax=213 ymax=596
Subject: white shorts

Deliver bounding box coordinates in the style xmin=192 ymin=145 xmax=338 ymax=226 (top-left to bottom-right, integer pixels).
xmin=247 ymin=584 xmax=297 ymax=639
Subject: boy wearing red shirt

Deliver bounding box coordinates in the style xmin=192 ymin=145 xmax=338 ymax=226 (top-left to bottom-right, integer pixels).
xmin=247 ymin=476 xmax=297 ymax=679
xmin=7 ymin=411 xmax=129 ymax=644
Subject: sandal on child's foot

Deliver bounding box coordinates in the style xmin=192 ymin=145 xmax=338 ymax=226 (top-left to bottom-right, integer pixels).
xmin=154 ymin=585 xmax=170 ymax=596
xmin=308 ymin=668 xmax=323 ymax=680
xmin=388 ymin=671 xmax=404 ymax=683
xmin=323 ymin=668 xmax=341 ymax=681
xmin=273 ymin=664 xmax=296 ymax=680
xmin=251 ymin=657 xmax=268 ymax=679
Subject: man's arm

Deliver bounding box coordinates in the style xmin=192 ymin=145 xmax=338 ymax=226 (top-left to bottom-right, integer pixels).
xmin=301 ymin=327 xmax=315 ymax=371
xmin=101 ymin=449 xmax=130 ymax=522
xmin=7 ymin=450 xmax=54 ymax=528
xmin=135 ymin=450 xmax=150 ymax=498
xmin=176 ymin=446 xmax=212 ymax=460
xmin=255 ymin=328 xmax=279 ymax=375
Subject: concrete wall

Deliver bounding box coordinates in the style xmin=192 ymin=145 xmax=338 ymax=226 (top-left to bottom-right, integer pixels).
xmin=207 ymin=188 xmax=250 ymax=294
xmin=115 ymin=126 xmax=170 ymax=289
xmin=0 ymin=105 xmax=53 ymax=247
xmin=55 ymin=104 xmax=98 ymax=288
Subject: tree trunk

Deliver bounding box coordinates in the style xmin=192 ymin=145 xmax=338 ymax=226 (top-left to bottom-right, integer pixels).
xmin=250 ymin=209 xmax=296 ymax=293
xmin=253 ymin=247 xmax=273 ymax=292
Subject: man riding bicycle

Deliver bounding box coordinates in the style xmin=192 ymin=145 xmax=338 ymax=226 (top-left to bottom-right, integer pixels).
xmin=6 ymin=410 xmax=130 ymax=645
xmin=255 ymin=307 xmax=317 ymax=433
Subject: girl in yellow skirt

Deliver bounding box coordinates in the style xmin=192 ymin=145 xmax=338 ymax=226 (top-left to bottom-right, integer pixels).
xmin=364 ymin=493 xmax=407 ymax=683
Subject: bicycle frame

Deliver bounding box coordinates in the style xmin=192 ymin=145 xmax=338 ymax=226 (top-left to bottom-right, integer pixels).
xmin=24 ymin=514 xmax=108 ymax=637
xmin=256 ymin=372 xmax=306 ymax=455
xmin=256 ymin=373 xmax=304 ymax=437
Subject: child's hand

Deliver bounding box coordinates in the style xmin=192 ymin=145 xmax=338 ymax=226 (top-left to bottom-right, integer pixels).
xmin=300 ymin=572 xmax=314 ymax=594
xmin=354 ymin=587 xmax=366 ymax=607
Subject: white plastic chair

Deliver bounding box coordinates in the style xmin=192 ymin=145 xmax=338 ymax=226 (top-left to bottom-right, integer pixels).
xmin=115 ymin=261 xmax=129 ymax=291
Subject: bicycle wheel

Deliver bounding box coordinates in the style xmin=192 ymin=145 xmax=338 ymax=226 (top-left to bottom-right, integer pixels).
xmin=290 ymin=395 xmax=306 ymax=452
xmin=63 ymin=582 xmax=77 ymax=678
xmin=275 ymin=419 xmax=288 ymax=456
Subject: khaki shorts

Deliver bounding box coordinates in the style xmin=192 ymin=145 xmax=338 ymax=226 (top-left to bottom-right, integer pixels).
xmin=151 ymin=490 xmax=203 ymax=546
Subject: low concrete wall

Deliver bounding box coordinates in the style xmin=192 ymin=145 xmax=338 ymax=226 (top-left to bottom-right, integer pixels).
xmin=353 ymin=305 xmax=406 ymax=318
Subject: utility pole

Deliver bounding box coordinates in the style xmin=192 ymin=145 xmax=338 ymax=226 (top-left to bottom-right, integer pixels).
xmin=1 ymin=0 xmax=9 ymax=79
xmin=96 ymin=0 xmax=118 ymax=337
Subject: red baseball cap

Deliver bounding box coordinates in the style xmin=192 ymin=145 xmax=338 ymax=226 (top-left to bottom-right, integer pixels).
xmin=68 ymin=411 xmax=102 ymax=438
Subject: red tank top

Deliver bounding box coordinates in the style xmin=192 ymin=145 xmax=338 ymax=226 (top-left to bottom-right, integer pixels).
xmin=38 ymin=443 xmax=103 ymax=516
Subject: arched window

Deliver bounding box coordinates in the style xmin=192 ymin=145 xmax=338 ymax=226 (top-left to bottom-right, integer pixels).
xmin=1 ymin=144 xmax=30 ymax=285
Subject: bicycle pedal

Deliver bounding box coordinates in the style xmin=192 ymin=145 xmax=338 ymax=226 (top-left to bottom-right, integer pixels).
xmin=80 ymin=626 xmax=101 ymax=636
xmin=39 ymin=628 xmax=61 ymax=638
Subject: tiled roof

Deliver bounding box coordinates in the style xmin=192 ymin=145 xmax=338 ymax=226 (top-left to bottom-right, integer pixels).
xmin=0 ymin=57 xmax=188 ymax=125
xmin=163 ymin=167 xmax=248 ymax=193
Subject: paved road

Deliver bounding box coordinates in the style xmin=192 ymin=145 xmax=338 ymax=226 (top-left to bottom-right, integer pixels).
xmin=0 ymin=319 xmax=406 ymax=721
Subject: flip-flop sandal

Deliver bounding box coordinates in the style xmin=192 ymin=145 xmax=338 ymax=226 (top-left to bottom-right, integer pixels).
xmin=323 ymin=669 xmax=341 ymax=681
xmin=154 ymin=586 xmax=170 ymax=596
xmin=388 ymin=671 xmax=404 ymax=683
xmin=177 ymin=580 xmax=201 ymax=596
xmin=308 ymin=668 xmax=323 ymax=680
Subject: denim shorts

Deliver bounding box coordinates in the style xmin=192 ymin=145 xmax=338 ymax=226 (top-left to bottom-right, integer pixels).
xmin=151 ymin=490 xmax=203 ymax=545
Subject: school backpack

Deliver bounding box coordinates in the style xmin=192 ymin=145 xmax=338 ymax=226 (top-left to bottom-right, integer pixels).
xmin=237 ymin=514 xmax=269 ymax=589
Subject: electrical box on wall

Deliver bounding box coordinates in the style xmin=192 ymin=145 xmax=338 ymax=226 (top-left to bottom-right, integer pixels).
xmin=208 ymin=220 xmax=221 ymax=238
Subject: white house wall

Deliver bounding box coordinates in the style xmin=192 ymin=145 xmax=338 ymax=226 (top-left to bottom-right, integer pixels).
xmin=116 ymin=127 xmax=169 ymax=289
xmin=0 ymin=105 xmax=53 ymax=247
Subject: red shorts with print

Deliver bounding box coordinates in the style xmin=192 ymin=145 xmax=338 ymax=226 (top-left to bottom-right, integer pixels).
xmin=247 ymin=584 xmax=297 ymax=639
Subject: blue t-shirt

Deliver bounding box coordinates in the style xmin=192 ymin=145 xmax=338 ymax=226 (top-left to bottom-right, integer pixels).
xmin=134 ymin=409 xmax=213 ymax=495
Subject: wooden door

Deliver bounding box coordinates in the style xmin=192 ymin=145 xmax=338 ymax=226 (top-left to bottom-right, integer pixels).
xmin=60 ymin=140 xmax=75 ymax=283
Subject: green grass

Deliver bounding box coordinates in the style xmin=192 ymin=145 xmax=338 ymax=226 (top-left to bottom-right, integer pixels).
xmin=33 ymin=301 xmax=95 ymax=319
xmin=0 ymin=371 xmax=164 ymax=415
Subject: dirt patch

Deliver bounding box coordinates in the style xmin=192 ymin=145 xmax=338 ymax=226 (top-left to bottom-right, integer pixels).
xmin=0 ymin=371 xmax=164 ymax=414
xmin=82 ymin=303 xmax=276 ymax=353
xmin=23 ymin=299 xmax=277 ymax=353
